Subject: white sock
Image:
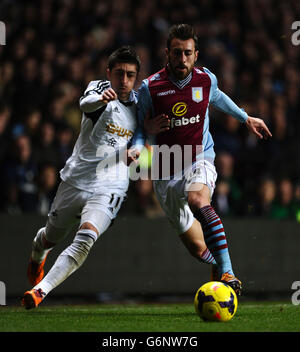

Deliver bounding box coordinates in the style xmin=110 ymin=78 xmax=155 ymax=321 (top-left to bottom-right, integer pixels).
xmin=31 ymin=228 xmax=53 ymax=264
xmin=34 ymin=255 xmax=77 ymax=295
xmin=34 ymin=229 xmax=97 ymax=295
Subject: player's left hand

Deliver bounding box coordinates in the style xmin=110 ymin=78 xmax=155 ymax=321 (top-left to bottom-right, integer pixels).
xmin=144 ymin=110 xmax=170 ymax=135
xmin=246 ymin=116 xmax=272 ymax=140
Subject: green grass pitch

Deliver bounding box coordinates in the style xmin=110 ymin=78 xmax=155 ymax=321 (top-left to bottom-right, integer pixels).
xmin=1 ymin=301 xmax=300 ymax=332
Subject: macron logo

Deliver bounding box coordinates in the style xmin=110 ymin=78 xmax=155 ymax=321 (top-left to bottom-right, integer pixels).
xmin=157 ymin=90 xmax=176 ymax=97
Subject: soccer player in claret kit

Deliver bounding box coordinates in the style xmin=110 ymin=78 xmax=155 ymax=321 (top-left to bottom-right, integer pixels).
xmin=128 ymin=24 xmax=272 ymax=295
xmin=21 ymin=46 xmax=163 ymax=309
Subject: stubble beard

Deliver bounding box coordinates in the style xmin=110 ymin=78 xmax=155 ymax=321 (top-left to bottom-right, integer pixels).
xmin=169 ymin=61 xmax=193 ymax=81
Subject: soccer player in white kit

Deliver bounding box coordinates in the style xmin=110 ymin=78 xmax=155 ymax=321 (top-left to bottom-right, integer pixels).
xmin=22 ymin=46 xmax=145 ymax=309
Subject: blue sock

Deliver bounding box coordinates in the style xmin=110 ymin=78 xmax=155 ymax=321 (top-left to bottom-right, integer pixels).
xmin=194 ymin=205 xmax=234 ymax=276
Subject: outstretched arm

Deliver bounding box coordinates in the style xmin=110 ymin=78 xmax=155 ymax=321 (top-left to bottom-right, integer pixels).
xmin=204 ymin=67 xmax=272 ymax=139
xmin=212 ymin=90 xmax=272 ymax=139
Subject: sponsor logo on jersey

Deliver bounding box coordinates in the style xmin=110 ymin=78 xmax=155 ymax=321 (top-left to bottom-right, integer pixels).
xmin=107 ymin=137 xmax=118 ymax=148
xmin=157 ymin=89 xmax=176 ymax=97
xmin=172 ymin=102 xmax=188 ymax=117
xmin=106 ymin=123 xmax=134 ymax=139
xmin=170 ymin=114 xmax=201 ymax=128
xmin=192 ymin=87 xmax=203 ymax=103
xmin=171 ymin=101 xmax=203 ymax=128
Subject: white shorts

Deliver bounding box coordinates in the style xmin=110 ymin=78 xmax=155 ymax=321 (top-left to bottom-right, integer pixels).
xmin=153 ymin=159 xmax=217 ymax=235
xmin=47 ymin=181 xmax=125 ymax=235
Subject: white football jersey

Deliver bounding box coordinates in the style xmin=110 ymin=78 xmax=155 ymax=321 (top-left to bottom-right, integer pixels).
xmin=60 ymin=80 xmax=138 ymax=194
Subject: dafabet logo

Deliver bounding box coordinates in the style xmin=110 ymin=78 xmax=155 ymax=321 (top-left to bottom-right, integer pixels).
xmin=172 ymin=102 xmax=187 ymax=117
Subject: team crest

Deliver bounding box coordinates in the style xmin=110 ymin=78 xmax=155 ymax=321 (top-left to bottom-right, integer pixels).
xmin=192 ymin=87 xmax=203 ymax=103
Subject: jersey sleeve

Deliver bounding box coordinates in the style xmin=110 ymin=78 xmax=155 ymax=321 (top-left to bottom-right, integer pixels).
xmin=130 ymin=79 xmax=153 ymax=151
xmin=203 ymin=67 xmax=248 ymax=123
xmin=79 ymin=80 xmax=111 ymax=113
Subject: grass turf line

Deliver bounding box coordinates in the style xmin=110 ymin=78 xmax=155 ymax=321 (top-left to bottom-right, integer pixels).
xmin=0 ymin=302 xmax=299 ymax=332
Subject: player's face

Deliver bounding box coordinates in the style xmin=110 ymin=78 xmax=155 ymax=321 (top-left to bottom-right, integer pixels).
xmin=166 ymin=38 xmax=198 ymax=80
xmin=107 ymin=63 xmax=138 ymax=101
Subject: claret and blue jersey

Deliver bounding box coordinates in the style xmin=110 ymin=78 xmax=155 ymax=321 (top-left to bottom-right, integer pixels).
xmin=131 ymin=65 xmax=248 ymax=165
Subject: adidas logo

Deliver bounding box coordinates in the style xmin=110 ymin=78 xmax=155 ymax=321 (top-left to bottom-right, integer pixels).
xmin=113 ymin=107 xmax=120 ymax=113
xmin=34 ymin=288 xmax=46 ymax=298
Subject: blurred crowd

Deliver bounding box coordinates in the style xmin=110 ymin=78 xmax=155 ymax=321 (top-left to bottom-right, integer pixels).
xmin=0 ymin=0 xmax=299 ymax=220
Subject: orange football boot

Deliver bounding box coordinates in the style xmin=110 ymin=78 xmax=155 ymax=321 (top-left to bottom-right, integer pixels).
xmin=22 ymin=288 xmax=46 ymax=309
xmin=221 ymin=272 xmax=242 ymax=296
xmin=27 ymin=254 xmax=49 ymax=286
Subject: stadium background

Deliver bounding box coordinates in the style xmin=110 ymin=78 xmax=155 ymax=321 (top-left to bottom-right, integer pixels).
xmin=0 ymin=0 xmax=300 ymax=303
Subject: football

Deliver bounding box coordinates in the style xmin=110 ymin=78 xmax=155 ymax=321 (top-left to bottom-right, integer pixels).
xmin=194 ymin=281 xmax=238 ymax=322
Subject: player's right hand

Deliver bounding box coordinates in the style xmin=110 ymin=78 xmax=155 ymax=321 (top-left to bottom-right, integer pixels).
xmin=144 ymin=110 xmax=170 ymax=135
xmin=101 ymin=88 xmax=118 ymax=104
xmin=245 ymin=116 xmax=272 ymax=140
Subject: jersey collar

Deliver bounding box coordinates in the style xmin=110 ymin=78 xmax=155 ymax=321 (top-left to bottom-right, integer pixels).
xmin=119 ymin=90 xmax=137 ymax=106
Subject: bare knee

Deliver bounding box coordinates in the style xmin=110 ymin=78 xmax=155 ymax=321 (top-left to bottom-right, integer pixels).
xmin=188 ymin=188 xmax=211 ymax=213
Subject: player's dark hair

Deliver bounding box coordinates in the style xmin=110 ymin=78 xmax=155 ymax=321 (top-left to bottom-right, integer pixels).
xmin=108 ymin=46 xmax=141 ymax=73
xmin=167 ymin=24 xmax=198 ymax=50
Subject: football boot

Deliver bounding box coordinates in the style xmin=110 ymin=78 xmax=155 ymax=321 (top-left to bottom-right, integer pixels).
xmin=22 ymin=288 xmax=46 ymax=310
xmin=220 ymin=272 xmax=242 ymax=296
